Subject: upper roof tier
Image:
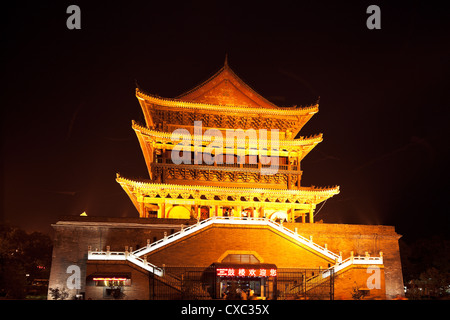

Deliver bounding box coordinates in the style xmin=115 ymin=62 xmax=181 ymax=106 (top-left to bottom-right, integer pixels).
xmin=175 ymin=58 xmax=279 ymax=109
xmin=136 ymin=61 xmax=319 ymax=134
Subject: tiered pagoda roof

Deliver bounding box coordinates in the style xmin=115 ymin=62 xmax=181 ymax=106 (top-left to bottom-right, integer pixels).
xmin=117 ymin=59 xmax=339 ymax=222
xmin=135 ymin=61 xmax=318 ymax=136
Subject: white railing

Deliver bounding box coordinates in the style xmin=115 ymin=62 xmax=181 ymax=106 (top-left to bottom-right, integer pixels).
xmin=302 ymin=253 xmax=383 ymax=293
xmin=131 ymin=217 xmax=215 ymax=257
xmin=263 ymin=218 xmax=340 ymax=261
xmin=131 ymin=216 xmax=340 ymax=261
xmin=321 ymin=254 xmax=383 ymax=279
xmin=126 ymin=254 xmax=164 ymax=277
xmin=88 ymin=250 xmax=164 ymax=276
xmin=87 ymin=217 xmax=382 ymax=280
xmin=88 ymin=251 xmax=126 ymax=260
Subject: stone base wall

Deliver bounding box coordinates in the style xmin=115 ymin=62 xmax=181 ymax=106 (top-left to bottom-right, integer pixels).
xmin=47 ymin=216 xmax=403 ymax=300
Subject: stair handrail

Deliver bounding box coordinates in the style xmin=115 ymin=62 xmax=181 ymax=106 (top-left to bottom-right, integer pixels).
xmin=132 ymin=216 xmax=340 ymax=261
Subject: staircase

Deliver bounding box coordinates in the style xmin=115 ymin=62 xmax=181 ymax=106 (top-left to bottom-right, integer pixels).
xmin=88 ymin=250 xmax=164 ymax=277
xmin=87 ymin=216 xmax=355 ymax=275
xmin=131 ymin=216 xmax=340 ymax=261
xmin=150 ymin=269 xmax=212 ymax=300
xmin=303 ymin=253 xmax=384 ymax=293
xmin=87 ymin=216 xmax=383 ymax=298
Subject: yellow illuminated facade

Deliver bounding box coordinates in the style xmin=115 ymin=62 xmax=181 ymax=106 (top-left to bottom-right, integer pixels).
xmin=117 ymin=60 xmax=339 ymax=223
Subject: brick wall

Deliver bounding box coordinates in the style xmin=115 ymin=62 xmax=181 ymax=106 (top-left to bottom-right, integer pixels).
xmin=145 ymin=225 xmax=333 ymax=268
xmin=47 ymin=217 xmax=189 ymax=299
xmin=48 ymin=217 xmax=404 ymax=300
xmin=284 ymin=222 xmax=403 ymax=299
xmin=85 ymin=261 xmax=149 ymax=300
xmin=334 ymin=265 xmax=386 ymax=300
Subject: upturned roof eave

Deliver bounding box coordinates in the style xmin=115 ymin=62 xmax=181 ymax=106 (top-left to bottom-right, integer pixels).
xmin=136 ymin=88 xmax=319 ymax=116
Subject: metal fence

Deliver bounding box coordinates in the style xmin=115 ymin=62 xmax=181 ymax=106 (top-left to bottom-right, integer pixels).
xmin=148 ymin=266 xmax=334 ymax=300
xmin=276 ymin=268 xmax=334 ymax=300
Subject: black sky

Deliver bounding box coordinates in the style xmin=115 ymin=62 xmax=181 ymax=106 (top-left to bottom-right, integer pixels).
xmin=2 ymin=1 xmax=449 ymax=242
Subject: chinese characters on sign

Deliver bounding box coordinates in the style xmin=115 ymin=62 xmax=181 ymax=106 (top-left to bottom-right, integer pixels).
xmin=216 ymin=268 xmax=277 ymax=277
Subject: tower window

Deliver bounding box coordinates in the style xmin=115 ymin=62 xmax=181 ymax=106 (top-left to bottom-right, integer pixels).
xmin=222 ymin=254 xmax=260 ymax=264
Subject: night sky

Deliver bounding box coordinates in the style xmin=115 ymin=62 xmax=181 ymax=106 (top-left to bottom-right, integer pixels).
xmin=2 ymin=1 xmax=449 ymax=242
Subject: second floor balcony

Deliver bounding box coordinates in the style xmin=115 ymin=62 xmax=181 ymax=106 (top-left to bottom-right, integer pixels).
xmin=151 ymin=161 xmax=302 ymax=190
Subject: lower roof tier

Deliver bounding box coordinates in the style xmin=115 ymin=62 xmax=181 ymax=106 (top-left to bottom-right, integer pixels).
xmin=116 ymin=174 xmax=340 ymax=221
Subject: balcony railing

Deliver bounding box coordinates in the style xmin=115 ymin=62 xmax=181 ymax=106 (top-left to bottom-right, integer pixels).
xmin=151 ymin=161 xmax=300 ymax=173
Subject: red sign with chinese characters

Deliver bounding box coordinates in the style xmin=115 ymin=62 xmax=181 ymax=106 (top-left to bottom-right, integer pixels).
xmin=216 ymin=268 xmax=277 ymax=277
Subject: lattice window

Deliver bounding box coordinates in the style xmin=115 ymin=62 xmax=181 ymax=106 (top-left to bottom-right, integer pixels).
xmin=222 ymin=254 xmax=260 ymax=264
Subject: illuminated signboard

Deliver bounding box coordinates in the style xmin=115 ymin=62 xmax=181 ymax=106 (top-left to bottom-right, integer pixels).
xmin=216 ymin=268 xmax=277 ymax=277
xmin=93 ymin=277 xmax=128 ymax=281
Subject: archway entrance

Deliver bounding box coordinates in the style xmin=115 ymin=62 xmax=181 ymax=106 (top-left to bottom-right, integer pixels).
xmin=214 ymin=263 xmax=277 ymax=300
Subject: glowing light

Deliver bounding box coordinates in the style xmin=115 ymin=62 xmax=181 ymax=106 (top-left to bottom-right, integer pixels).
xmin=217 ymin=268 xmax=229 ymax=276
xmin=93 ymin=277 xmax=127 ymax=281
xmin=216 ymin=268 xmax=276 ymax=277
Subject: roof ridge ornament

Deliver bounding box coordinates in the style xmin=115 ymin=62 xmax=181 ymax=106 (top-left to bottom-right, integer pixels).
xmin=134 ymin=79 xmax=141 ymax=90
xmin=224 ymin=53 xmax=229 ymax=67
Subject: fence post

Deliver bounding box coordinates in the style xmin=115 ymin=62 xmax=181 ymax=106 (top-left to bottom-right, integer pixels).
xmin=152 ymin=266 xmax=155 ymax=300
xmin=330 ymin=268 xmax=334 ymax=300
xmin=304 ymin=269 xmax=307 ymax=300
